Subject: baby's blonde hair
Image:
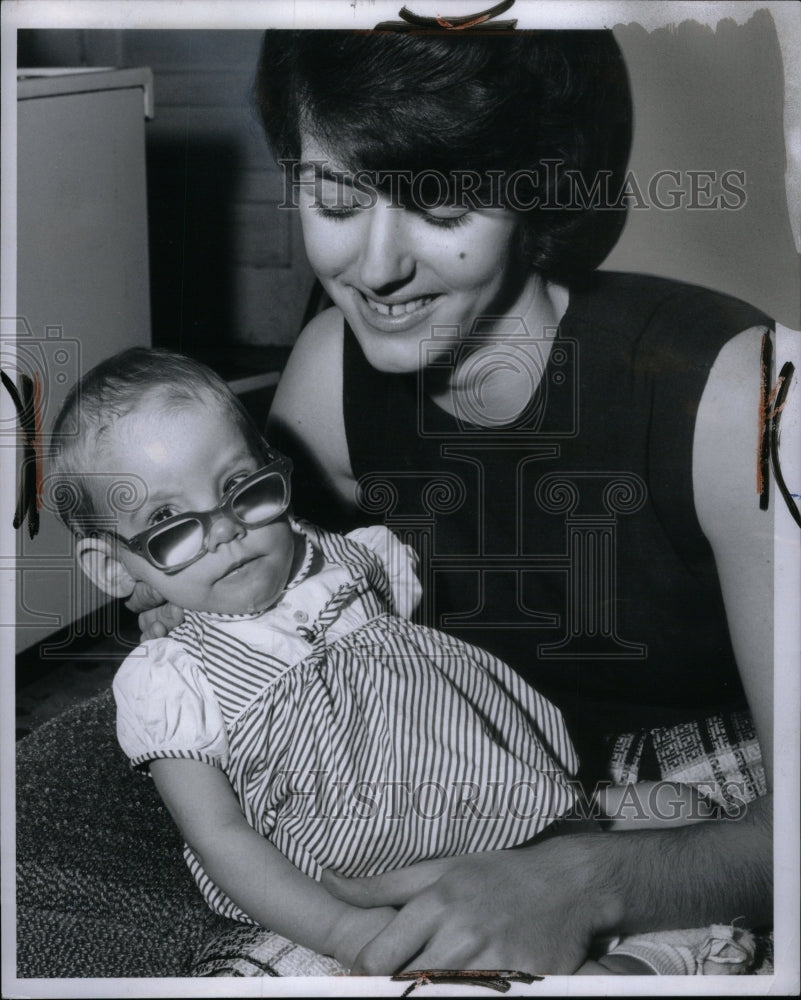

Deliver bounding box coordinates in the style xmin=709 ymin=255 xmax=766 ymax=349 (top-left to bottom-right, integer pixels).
xmin=50 ymin=347 xmax=265 ymax=535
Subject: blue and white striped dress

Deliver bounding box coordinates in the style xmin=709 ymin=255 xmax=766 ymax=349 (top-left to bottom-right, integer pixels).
xmin=114 ymin=522 xmax=578 ymax=923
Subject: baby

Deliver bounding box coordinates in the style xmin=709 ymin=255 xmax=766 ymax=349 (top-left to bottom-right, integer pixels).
xmin=50 ymin=348 xmax=754 ymax=976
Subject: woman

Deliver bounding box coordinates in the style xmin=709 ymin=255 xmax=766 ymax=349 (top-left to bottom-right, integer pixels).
xmin=255 ymin=29 xmax=772 ymax=974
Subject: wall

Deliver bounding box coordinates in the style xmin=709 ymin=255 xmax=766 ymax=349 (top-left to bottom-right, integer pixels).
xmin=606 ymin=9 xmax=800 ymax=328
xmin=18 ymin=28 xmax=317 ymax=367
xmin=18 ymin=18 xmax=800 ymax=338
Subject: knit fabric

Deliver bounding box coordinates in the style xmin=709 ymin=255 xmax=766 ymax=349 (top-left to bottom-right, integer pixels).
xmin=15 ymin=689 xmax=230 ymax=977
xmin=606 ymin=710 xmax=767 ymax=812
xmin=192 ymin=925 xmax=347 ymax=977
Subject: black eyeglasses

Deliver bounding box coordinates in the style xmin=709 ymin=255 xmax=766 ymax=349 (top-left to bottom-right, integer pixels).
xmin=110 ymin=453 xmax=292 ymax=574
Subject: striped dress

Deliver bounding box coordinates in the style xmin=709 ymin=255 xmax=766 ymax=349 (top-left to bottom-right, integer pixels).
xmin=114 ymin=522 xmax=578 ymax=924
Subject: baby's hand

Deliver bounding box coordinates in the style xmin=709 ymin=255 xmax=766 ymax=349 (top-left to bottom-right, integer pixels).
xmin=324 ymin=903 xmax=397 ymax=972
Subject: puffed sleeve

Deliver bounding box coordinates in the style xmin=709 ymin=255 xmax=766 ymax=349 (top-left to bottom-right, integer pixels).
xmin=113 ymin=638 xmax=229 ymax=771
xmin=346 ymin=524 xmax=423 ymax=619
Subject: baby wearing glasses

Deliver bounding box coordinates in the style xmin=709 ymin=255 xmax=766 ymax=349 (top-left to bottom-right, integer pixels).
xmin=50 ymin=348 xmax=755 ymax=976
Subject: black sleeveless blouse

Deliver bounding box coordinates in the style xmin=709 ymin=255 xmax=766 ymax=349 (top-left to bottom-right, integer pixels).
xmin=287 ymin=272 xmax=770 ymax=777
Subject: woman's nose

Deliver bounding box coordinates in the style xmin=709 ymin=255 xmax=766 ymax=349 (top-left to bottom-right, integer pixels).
xmin=206 ymin=510 xmax=245 ymax=551
xmin=358 ymin=201 xmax=415 ymax=291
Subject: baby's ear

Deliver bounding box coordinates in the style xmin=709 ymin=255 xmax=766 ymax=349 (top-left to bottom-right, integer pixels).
xmin=75 ymin=535 xmax=137 ymax=598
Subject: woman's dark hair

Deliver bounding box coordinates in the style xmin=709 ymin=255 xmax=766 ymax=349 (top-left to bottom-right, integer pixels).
xmin=255 ymin=30 xmax=633 ymax=284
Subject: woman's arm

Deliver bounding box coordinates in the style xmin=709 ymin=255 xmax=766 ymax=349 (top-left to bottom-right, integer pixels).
xmin=692 ymin=325 xmax=775 ymax=785
xmin=267 ymin=307 xmax=360 ymax=528
xmin=323 ymin=795 xmax=770 ymax=974
xmin=321 ymin=325 xmax=776 ymax=974
xmin=150 ymin=758 xmax=395 ymax=969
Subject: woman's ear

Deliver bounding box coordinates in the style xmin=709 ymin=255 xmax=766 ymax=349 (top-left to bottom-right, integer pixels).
xmin=75 ymin=535 xmax=137 ymax=598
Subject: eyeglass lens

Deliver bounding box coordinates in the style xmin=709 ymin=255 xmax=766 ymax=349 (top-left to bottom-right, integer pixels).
xmin=149 ymin=519 xmax=204 ymax=568
xmin=232 ymin=472 xmax=287 ymax=524
xmin=146 ymin=471 xmax=288 ymax=568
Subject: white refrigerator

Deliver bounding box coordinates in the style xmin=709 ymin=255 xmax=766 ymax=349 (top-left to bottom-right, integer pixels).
xmin=12 ymin=68 xmax=153 ymax=655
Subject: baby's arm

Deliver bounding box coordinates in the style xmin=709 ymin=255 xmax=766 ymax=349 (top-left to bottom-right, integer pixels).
xmin=150 ymin=758 xmax=395 ymax=969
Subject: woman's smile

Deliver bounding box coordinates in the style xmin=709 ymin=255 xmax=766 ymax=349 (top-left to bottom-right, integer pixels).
xmin=353 ymin=288 xmax=441 ymax=334
xmin=362 ymin=292 xmax=437 ymax=317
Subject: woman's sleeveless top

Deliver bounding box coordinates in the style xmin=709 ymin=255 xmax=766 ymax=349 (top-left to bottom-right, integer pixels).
xmin=315 ymin=272 xmax=769 ymax=775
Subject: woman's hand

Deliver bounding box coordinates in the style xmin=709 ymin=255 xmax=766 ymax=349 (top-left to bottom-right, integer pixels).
xmin=322 ymin=837 xmax=611 ymax=975
xmin=324 ymin=792 xmax=772 ymax=976
xmin=322 ymin=903 xmax=398 ymax=972
xmin=124 ymin=580 xmax=185 ymax=640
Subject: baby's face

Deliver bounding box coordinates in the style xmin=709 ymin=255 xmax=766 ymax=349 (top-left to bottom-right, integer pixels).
xmin=98 ymin=398 xmax=297 ymax=615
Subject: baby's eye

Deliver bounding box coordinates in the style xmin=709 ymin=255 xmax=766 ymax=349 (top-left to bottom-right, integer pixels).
xmin=148 ymin=505 xmax=178 ymax=526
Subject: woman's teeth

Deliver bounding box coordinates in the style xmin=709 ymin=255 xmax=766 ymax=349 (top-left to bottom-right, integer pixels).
xmin=365 ymin=295 xmax=434 ymax=316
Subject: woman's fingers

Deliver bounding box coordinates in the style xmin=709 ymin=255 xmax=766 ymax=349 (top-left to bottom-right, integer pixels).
xmin=345 ymin=843 xmax=599 ymax=976
xmin=352 ymin=896 xmax=504 ymax=976
xmin=350 ymin=894 xmax=442 ymax=975
xmin=322 ymin=858 xmax=449 ymax=907
xmin=134 ymin=600 xmax=186 ymax=641
xmin=139 ymin=614 xmax=167 ymax=640
xmin=124 ymin=580 xmax=167 ymax=615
